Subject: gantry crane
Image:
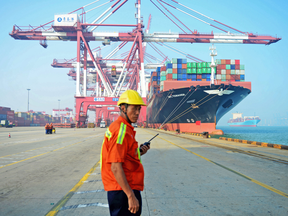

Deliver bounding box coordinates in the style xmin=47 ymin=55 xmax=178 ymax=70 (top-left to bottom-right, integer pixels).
xmin=9 ymin=0 xmax=280 ymax=127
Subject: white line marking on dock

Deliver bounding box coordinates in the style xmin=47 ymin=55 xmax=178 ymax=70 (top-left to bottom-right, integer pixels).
xmin=82 ymin=180 xmax=102 ymax=183
xmin=74 ymin=189 xmax=105 ymax=194
xmin=88 ymin=173 xmax=101 ymax=175
xmin=60 ymin=202 xmax=108 ymax=211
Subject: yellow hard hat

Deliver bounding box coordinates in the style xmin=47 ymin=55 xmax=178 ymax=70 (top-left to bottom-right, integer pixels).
xmin=117 ymin=90 xmax=146 ymax=106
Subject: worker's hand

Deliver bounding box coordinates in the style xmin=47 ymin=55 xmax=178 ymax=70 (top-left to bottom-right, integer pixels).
xmin=140 ymin=143 xmax=150 ymax=155
xmin=128 ymin=193 xmax=139 ymax=214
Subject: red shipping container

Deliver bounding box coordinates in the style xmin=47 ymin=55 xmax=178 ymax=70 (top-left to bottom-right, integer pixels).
xmin=235 ymin=60 xmax=240 ymax=65
xmin=235 ymin=65 xmax=240 ymax=70
xmin=226 ymin=75 xmax=231 ymax=80
xmin=0 ymin=110 xmax=7 ymax=115
xmin=226 ymin=59 xmax=231 ymax=64
xmin=172 ymin=69 xmax=177 ymax=74
xmin=217 ymin=65 xmax=221 ymax=70
xmin=236 ymin=75 xmax=240 ymax=80
xmin=217 ymin=70 xmax=221 ymax=74
xmin=166 ymin=74 xmax=173 ymax=79
xmin=197 ymin=75 xmax=202 ymax=79
xmin=221 ymin=65 xmax=226 ymax=69
xmin=221 ymin=59 xmax=226 ymax=64
xmin=152 ymin=72 xmax=157 ymax=77
xmin=161 ymin=66 xmax=166 ymax=71
xmin=152 ymin=81 xmax=157 ymax=86
xmin=182 ymin=64 xmax=187 ymax=69
xmin=226 ymin=70 xmax=231 ymax=75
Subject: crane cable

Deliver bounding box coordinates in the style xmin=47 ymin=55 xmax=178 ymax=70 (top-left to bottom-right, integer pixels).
xmin=159 ymin=88 xmax=196 ymax=127
xmin=161 ymin=86 xmax=229 ymax=127
xmin=153 ymin=90 xmax=174 ymax=121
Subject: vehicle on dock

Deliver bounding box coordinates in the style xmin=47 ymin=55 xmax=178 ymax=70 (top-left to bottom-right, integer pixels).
xmin=100 ymin=121 xmax=106 ymax=128
xmin=0 ymin=120 xmax=15 ymax=128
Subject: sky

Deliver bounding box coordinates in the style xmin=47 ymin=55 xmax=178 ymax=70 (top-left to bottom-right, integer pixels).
xmin=0 ymin=0 xmax=287 ymax=126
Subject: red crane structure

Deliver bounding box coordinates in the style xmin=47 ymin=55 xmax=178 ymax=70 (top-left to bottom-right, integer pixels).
xmin=9 ymin=0 xmax=281 ymax=127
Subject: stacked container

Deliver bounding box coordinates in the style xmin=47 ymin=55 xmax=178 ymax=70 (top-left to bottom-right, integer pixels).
xmin=148 ymin=58 xmax=246 ymax=95
xmin=216 ymin=59 xmax=245 ymax=82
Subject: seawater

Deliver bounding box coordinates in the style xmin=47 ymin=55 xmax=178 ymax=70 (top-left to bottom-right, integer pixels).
xmin=215 ymin=126 xmax=288 ymax=146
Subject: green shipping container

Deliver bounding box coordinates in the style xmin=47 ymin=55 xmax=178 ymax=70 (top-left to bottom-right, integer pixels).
xmin=226 ymin=65 xmax=231 ymax=70
xmin=197 ymin=69 xmax=202 ymax=74
xmin=172 ymin=74 xmax=177 ymax=79
xmin=192 ymin=62 xmax=197 ymax=68
xmin=240 ymin=65 xmax=245 ymax=70
xmin=161 ymin=71 xmax=166 ymax=76
xmin=192 ymin=68 xmax=197 ymax=73
xmin=207 ymin=68 xmax=211 ymax=73
xmin=197 ymin=62 xmax=202 ymax=68
xmin=187 ymin=62 xmax=193 ymax=68
xmin=201 ymin=62 xmax=207 ymax=68
xmin=231 ymin=70 xmax=235 ymax=75
xmin=207 ymin=62 xmax=211 ymax=67
xmin=216 ymin=59 xmax=222 ymax=65
xmin=166 ymin=69 xmax=173 ymax=74
xmin=202 ymin=68 xmax=207 ymax=73
xmin=187 ymin=68 xmax=192 ymax=74
xmin=160 ymin=76 xmax=166 ymax=81
xmin=172 ymin=58 xmax=178 ymax=64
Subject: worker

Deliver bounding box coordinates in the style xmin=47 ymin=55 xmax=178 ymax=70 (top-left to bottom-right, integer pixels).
xmin=50 ymin=123 xmax=53 ymax=134
xmin=45 ymin=123 xmax=49 ymax=134
xmin=100 ymin=90 xmax=150 ymax=216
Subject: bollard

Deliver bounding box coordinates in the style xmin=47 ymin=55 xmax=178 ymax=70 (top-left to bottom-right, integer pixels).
xmin=202 ymin=132 xmax=209 ymax=138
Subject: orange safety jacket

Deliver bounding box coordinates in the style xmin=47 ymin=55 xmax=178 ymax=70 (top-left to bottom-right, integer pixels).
xmin=100 ymin=116 xmax=144 ymax=191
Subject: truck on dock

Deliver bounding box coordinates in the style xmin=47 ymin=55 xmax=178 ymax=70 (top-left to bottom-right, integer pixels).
xmin=0 ymin=120 xmax=15 ymax=128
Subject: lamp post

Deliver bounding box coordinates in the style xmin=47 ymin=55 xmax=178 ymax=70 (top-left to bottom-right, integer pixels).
xmin=27 ymin=89 xmax=31 ymax=112
xmin=58 ymin=99 xmax=60 ymax=123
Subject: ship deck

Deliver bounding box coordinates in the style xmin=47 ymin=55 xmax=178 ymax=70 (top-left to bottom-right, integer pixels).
xmin=0 ymin=127 xmax=287 ymax=215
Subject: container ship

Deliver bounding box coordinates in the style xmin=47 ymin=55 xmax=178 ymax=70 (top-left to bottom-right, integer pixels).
xmin=146 ymin=46 xmax=251 ymax=135
xmin=228 ymin=113 xmax=260 ymax=127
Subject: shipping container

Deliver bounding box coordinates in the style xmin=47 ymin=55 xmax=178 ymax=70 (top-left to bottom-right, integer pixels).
xmin=182 ymin=64 xmax=187 ymax=69
xmin=172 ymin=58 xmax=178 ymax=64
xmin=197 ymin=62 xmax=202 ymax=68
xmin=187 ymin=68 xmax=192 ymax=74
xmin=231 ymin=70 xmax=235 ymax=75
xmin=202 ymin=68 xmax=207 ymax=73
xmin=221 ymin=59 xmax=226 ymax=64
xmin=207 ymin=68 xmax=211 ymax=73
xmin=226 ymin=70 xmax=231 ymax=75
xmin=177 ymin=59 xmax=182 ymax=64
xmin=235 ymin=60 xmax=240 ymax=65
xmin=226 ymin=64 xmax=231 ymax=70
xmin=172 ymin=74 xmax=177 ymax=79
xmin=172 ymin=69 xmax=177 ymax=74
xmin=182 ymin=59 xmax=187 ymax=64
xmin=240 ymin=65 xmax=245 ymax=70
xmin=230 ymin=59 xmax=235 ymax=64
xmin=0 ymin=114 xmax=7 ymax=121
xmin=166 ymin=69 xmax=172 ymax=74
xmin=172 ymin=64 xmax=177 ymax=69
xmin=166 ymin=63 xmax=172 ymax=69
xmin=221 ymin=70 xmax=226 ymax=75
xmin=192 ymin=68 xmax=197 ymax=74
xmin=216 ymin=59 xmax=222 ymax=65
xmin=197 ymin=69 xmax=202 ymax=74
xmin=201 ymin=62 xmax=207 ymax=68
xmin=177 ymin=64 xmax=182 ymax=69
xmin=187 ymin=62 xmax=193 ymax=68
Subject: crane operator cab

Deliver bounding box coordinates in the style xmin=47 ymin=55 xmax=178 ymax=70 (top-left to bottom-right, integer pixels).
xmin=111 ymin=65 xmax=116 ymax=77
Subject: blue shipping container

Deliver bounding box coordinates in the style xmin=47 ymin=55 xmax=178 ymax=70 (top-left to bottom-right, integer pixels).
xmin=240 ymin=75 xmax=245 ymax=80
xmin=152 ymin=76 xmax=157 ymax=81
xmin=231 ymin=65 xmax=235 ymax=70
xmin=182 ymin=69 xmax=187 ymax=73
xmin=202 ymin=74 xmax=207 ymax=79
xmin=187 ymin=74 xmax=192 ymax=79
xmin=167 ymin=63 xmax=172 ymax=69
xmin=182 ymin=59 xmax=187 ymax=64
xmin=182 ymin=74 xmax=187 ymax=79
xmin=177 ymin=59 xmax=182 ymax=64
xmin=177 ymin=78 xmax=183 ymax=81
xmin=177 ymin=64 xmax=182 ymax=69
xmin=207 ymin=74 xmax=211 ymax=79
xmin=192 ymin=78 xmax=197 ymax=81
xmin=207 ymin=78 xmax=211 ymax=81
xmin=0 ymin=114 xmax=7 ymax=121
xmin=192 ymin=74 xmax=197 ymax=79
xmin=156 ymin=67 xmax=161 ymax=72
xmin=197 ymin=79 xmax=202 ymax=81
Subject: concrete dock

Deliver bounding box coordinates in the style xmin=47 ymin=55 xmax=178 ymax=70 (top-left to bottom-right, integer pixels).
xmin=0 ymin=127 xmax=287 ymax=216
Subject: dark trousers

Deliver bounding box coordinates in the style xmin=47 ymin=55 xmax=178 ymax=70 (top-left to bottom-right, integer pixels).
xmin=108 ymin=190 xmax=142 ymax=216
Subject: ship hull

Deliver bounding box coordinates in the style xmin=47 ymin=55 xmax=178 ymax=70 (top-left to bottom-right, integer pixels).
xmin=147 ymin=83 xmax=251 ymax=134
